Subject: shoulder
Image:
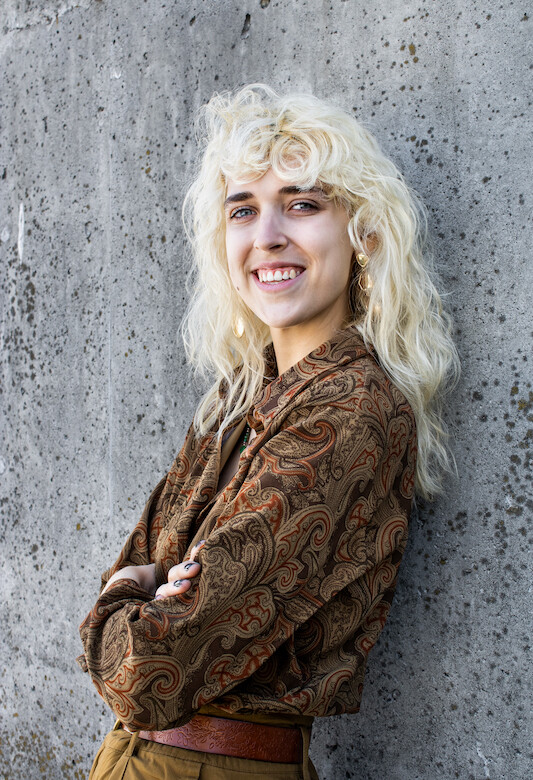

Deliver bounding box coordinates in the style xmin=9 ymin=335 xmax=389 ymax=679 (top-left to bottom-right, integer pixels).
xmin=262 ymin=354 xmax=415 ymax=478
xmin=295 ymin=352 xmax=414 ymax=429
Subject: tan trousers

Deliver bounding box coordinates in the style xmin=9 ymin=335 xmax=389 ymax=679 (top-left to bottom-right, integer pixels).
xmin=88 ymin=721 xmax=319 ymax=780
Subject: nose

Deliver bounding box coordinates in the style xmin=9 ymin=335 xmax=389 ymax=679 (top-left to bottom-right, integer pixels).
xmin=253 ymin=210 xmax=289 ymax=253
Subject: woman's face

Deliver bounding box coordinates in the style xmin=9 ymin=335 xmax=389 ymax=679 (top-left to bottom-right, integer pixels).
xmin=224 ymin=169 xmax=353 ymax=342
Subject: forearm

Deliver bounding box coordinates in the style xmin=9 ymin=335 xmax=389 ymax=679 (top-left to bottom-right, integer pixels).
xmin=80 ymin=514 xmax=329 ymax=730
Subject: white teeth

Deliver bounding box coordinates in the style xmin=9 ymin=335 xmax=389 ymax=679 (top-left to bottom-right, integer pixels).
xmin=256 ymin=268 xmax=302 ymax=283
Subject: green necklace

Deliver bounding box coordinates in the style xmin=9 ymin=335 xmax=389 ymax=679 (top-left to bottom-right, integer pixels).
xmin=239 ymin=424 xmax=251 ymax=454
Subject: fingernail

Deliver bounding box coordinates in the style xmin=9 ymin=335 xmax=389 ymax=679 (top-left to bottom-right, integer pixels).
xmin=154 ymin=594 xmax=164 ymax=600
xmin=184 ymin=562 xmax=198 ymax=571
xmin=196 ymin=540 xmax=206 ymax=548
xmin=173 ymin=580 xmax=183 ymax=588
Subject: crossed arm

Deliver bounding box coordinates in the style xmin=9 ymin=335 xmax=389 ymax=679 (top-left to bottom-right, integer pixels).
xmin=79 ymin=390 xmax=415 ymax=731
xmin=101 ymin=542 xmax=205 ymax=599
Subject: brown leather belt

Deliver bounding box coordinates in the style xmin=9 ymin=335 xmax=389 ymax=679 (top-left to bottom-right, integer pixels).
xmin=136 ymin=713 xmax=303 ymax=763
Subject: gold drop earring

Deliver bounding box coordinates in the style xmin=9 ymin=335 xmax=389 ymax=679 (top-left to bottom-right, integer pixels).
xmin=232 ymin=316 xmax=245 ymax=339
xmin=356 ymin=252 xmax=372 ymax=293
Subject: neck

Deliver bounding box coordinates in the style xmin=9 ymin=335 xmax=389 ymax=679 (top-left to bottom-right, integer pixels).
xmin=270 ymin=310 xmax=351 ymax=376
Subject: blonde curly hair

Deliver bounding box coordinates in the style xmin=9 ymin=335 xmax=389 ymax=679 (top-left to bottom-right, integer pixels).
xmin=181 ymin=84 xmax=459 ymax=499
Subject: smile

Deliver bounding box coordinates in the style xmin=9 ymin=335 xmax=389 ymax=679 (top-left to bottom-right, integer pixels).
xmin=255 ymin=267 xmax=303 ymax=283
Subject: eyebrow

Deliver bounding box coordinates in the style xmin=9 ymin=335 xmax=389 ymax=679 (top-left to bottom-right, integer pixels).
xmin=223 ymin=185 xmax=325 ymax=208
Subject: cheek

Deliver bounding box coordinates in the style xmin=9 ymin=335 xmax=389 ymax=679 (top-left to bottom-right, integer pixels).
xmin=225 ymin=253 xmax=251 ymax=299
xmin=227 ymin=262 xmax=241 ymax=293
xmin=224 ymin=239 xmax=239 ymax=283
xmin=225 ymin=234 xmax=246 ymax=275
xmin=328 ymin=234 xmax=353 ymax=282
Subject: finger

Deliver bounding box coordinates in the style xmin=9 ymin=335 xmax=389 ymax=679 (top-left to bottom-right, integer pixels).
xmin=154 ymin=578 xmax=192 ymax=600
xmin=187 ymin=540 xmax=206 ymax=562
xmin=166 ymin=560 xmax=201 ymax=583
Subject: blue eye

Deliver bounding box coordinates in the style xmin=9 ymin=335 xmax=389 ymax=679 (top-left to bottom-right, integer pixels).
xmin=230 ymin=207 xmax=254 ymax=219
xmin=292 ymin=201 xmax=317 ymax=212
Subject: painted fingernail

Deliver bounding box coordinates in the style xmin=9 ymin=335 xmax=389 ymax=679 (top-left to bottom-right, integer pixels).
xmin=173 ymin=580 xmax=183 ymax=588
xmin=154 ymin=594 xmax=164 ymax=600
xmin=184 ymin=562 xmax=198 ymax=571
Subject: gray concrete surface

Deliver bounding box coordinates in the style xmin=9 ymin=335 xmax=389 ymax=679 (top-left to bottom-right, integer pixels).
xmin=1 ymin=1 xmax=531 ymax=778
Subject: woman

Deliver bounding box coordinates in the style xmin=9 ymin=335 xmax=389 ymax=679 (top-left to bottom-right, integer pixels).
xmin=78 ymin=84 xmax=458 ymax=780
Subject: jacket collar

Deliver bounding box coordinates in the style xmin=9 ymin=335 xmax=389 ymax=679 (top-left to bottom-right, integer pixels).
xmin=250 ymin=323 xmax=371 ymax=428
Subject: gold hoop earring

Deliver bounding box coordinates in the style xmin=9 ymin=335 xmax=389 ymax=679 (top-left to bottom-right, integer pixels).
xmin=232 ymin=316 xmax=245 ymax=339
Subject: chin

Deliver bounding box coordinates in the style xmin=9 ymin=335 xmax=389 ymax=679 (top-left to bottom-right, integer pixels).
xmin=255 ymin=307 xmax=307 ymax=331
xmin=262 ymin=317 xmax=304 ymax=331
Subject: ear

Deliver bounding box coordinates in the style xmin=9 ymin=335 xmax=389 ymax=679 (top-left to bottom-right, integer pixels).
xmin=362 ymin=232 xmax=378 ymax=254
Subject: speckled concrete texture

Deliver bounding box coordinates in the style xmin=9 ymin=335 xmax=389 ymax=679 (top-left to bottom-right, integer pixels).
xmin=0 ymin=1 xmax=531 ymax=778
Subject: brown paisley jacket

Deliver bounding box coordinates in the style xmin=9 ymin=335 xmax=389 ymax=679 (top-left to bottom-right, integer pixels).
xmin=78 ymin=324 xmax=416 ymax=731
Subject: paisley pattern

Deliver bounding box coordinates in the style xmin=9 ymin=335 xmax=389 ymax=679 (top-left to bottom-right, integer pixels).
xmin=78 ymin=324 xmax=416 ymax=730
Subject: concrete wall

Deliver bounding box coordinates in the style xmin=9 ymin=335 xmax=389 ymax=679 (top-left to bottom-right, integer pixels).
xmin=1 ymin=1 xmax=531 ymax=778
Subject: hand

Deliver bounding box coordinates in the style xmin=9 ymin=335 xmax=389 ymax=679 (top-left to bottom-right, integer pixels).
xmin=154 ymin=540 xmax=205 ymax=600
xmin=102 ymin=563 xmax=157 ymax=595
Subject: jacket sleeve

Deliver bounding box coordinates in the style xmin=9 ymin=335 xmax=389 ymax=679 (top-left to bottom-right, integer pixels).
xmin=79 ymin=395 xmax=415 ymax=730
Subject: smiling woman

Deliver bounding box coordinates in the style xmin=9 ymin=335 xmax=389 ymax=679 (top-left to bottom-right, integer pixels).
xmin=79 ymin=84 xmax=459 ymax=780
xmin=224 ymin=170 xmax=354 ymax=373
